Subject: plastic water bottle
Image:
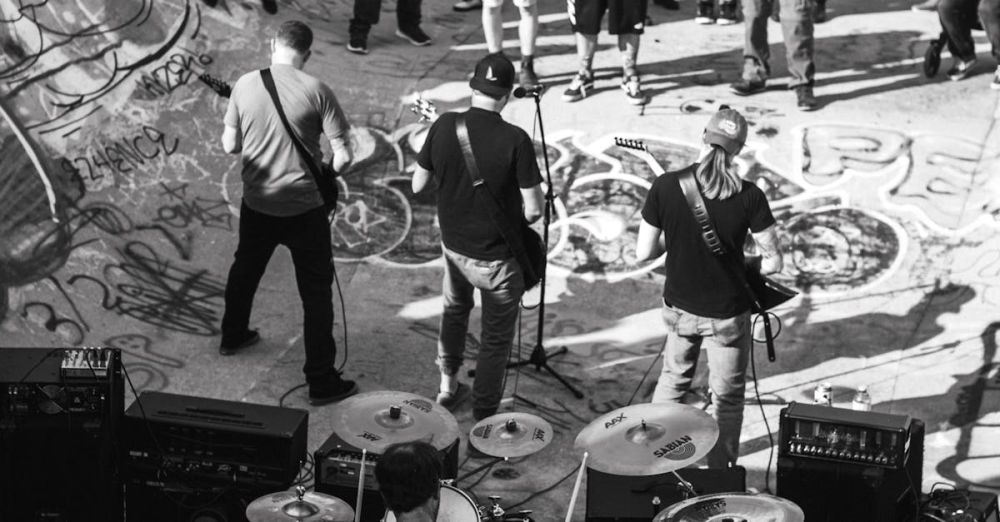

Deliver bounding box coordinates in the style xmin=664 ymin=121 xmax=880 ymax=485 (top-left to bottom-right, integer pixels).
xmin=852 ymin=385 xmax=872 ymax=411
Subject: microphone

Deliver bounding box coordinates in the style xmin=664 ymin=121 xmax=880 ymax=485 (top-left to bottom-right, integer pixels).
xmin=513 ymin=84 xmax=546 ymax=98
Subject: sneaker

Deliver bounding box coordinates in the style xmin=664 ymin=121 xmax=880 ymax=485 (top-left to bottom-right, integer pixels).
xmin=621 ymin=75 xmax=650 ymax=105
xmin=519 ymin=66 xmax=540 ymax=89
xmin=696 ymin=2 xmax=715 ymax=23
xmin=812 ymin=0 xmax=827 ymax=23
xmin=308 ymin=372 xmax=358 ymax=406
xmin=562 ymin=70 xmax=594 ymax=102
xmin=436 ymin=382 xmax=471 ymax=411
xmin=346 ymin=35 xmax=368 ymax=55
xmin=947 ymin=57 xmax=976 ymax=81
xmin=453 ymin=0 xmax=483 ymax=11
xmin=396 ymin=26 xmax=432 ymax=46
xmin=654 ymin=0 xmax=681 ymax=9
xmin=992 ymin=66 xmax=1000 ymax=90
xmin=911 ymin=0 xmax=939 ymax=10
xmin=795 ymin=85 xmax=818 ymax=111
xmin=219 ymin=329 xmax=260 ymax=356
xmin=730 ymin=77 xmax=766 ymax=96
xmin=717 ymin=2 xmax=738 ymax=24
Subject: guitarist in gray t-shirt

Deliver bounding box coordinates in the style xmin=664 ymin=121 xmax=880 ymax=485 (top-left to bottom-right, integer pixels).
xmin=219 ymin=20 xmax=358 ymax=405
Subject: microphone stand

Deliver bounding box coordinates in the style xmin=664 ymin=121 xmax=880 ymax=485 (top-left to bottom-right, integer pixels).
xmin=499 ymin=87 xmax=583 ymax=399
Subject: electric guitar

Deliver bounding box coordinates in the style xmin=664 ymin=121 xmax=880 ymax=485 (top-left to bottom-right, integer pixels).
xmin=198 ymin=73 xmax=232 ymax=98
xmin=613 ymin=137 xmax=666 ymax=176
xmin=410 ymin=96 xmax=438 ymax=123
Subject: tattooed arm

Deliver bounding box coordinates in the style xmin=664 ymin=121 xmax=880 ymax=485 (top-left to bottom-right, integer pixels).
xmin=751 ymin=224 xmax=783 ymax=275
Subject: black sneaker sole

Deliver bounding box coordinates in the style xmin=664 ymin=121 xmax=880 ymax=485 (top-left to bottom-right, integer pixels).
xmin=395 ymin=29 xmax=431 ymax=47
xmin=308 ymin=382 xmax=358 ymax=406
xmin=346 ymin=44 xmax=368 ymax=55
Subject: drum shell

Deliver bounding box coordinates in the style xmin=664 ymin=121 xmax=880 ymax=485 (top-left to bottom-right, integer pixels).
xmin=382 ymin=485 xmax=479 ymax=522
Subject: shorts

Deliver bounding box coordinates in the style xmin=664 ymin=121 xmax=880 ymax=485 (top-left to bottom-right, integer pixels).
xmin=484 ymin=0 xmax=536 ymax=7
xmin=568 ymin=0 xmax=648 ymax=35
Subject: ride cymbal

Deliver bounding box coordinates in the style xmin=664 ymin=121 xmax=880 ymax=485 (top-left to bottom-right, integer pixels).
xmin=246 ymin=488 xmax=354 ymax=522
xmin=574 ymin=402 xmax=719 ymax=475
xmin=330 ymin=391 xmax=459 ymax=453
xmin=469 ymin=412 xmax=554 ymax=458
xmin=654 ymin=492 xmax=804 ymax=522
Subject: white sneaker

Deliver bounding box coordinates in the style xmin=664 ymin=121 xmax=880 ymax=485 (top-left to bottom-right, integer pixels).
xmin=992 ymin=66 xmax=1000 ymax=90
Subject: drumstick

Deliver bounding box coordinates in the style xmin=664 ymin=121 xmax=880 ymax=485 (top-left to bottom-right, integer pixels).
xmin=355 ymin=448 xmax=367 ymax=522
xmin=564 ymin=452 xmax=589 ymax=522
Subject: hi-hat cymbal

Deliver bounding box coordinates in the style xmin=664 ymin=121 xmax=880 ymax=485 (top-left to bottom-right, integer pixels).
xmin=654 ymin=492 xmax=804 ymax=522
xmin=246 ymin=489 xmax=354 ymax=522
xmin=469 ymin=412 xmax=554 ymax=458
xmin=574 ymin=403 xmax=719 ymax=475
xmin=330 ymin=391 xmax=459 ymax=454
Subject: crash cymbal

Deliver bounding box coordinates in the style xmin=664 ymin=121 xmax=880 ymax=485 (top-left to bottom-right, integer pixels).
xmin=574 ymin=402 xmax=718 ymax=475
xmin=330 ymin=391 xmax=459 ymax=454
xmin=653 ymin=492 xmax=804 ymax=522
xmin=246 ymin=488 xmax=354 ymax=522
xmin=469 ymin=412 xmax=554 ymax=458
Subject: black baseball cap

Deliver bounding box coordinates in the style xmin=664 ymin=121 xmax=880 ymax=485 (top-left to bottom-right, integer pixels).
xmin=469 ymin=53 xmax=515 ymax=98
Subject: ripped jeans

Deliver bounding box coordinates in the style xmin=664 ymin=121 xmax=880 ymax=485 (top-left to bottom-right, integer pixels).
xmin=652 ymin=301 xmax=752 ymax=468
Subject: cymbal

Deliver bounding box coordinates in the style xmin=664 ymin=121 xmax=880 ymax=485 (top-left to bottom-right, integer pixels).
xmin=246 ymin=489 xmax=354 ymax=522
xmin=574 ymin=402 xmax=718 ymax=475
xmin=469 ymin=412 xmax=554 ymax=458
xmin=653 ymin=492 xmax=804 ymax=522
xmin=330 ymin=391 xmax=459 ymax=454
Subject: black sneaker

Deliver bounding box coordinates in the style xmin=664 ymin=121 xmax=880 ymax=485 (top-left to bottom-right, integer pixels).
xmin=519 ymin=66 xmax=540 ymax=89
xmin=308 ymin=372 xmax=359 ymax=406
xmin=812 ymin=0 xmax=827 ymax=22
xmin=396 ymin=26 xmax=432 ymax=46
xmin=717 ymin=2 xmax=738 ymax=24
xmin=730 ymin=78 xmax=766 ymax=95
xmin=795 ymin=85 xmax=818 ymax=111
xmin=695 ymin=2 xmax=715 ymax=23
xmin=346 ymin=35 xmax=368 ymax=55
xmin=562 ymin=70 xmax=594 ymax=102
xmin=219 ymin=329 xmax=260 ymax=356
xmin=654 ymin=0 xmax=680 ymax=9
xmin=453 ymin=0 xmax=483 ymax=11
xmin=947 ymin=57 xmax=976 ymax=81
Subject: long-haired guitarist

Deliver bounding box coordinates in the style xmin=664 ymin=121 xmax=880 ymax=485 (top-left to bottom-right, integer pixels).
xmin=634 ymin=107 xmax=783 ymax=468
xmin=411 ymin=53 xmax=544 ymax=425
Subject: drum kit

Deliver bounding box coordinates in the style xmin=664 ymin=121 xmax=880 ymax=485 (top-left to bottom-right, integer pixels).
xmin=245 ymin=392 xmax=803 ymax=522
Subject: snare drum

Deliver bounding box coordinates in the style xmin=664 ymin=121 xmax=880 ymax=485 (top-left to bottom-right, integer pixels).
xmin=383 ymin=484 xmax=480 ymax=522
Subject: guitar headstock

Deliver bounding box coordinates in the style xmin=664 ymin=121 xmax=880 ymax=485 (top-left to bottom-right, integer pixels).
xmin=198 ymin=73 xmax=232 ymax=99
xmin=614 ymin=137 xmax=649 ymax=152
xmin=410 ymin=96 xmax=438 ymax=123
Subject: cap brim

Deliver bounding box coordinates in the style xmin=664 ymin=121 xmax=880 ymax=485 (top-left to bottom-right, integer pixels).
xmin=469 ymin=78 xmax=510 ymax=98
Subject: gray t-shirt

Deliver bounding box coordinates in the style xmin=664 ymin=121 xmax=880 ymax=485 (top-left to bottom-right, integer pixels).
xmin=224 ymin=64 xmax=350 ymax=217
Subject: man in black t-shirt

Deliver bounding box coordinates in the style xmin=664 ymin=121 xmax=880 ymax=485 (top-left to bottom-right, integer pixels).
xmin=635 ymin=107 xmax=783 ymax=468
xmin=413 ymin=53 xmax=544 ymax=422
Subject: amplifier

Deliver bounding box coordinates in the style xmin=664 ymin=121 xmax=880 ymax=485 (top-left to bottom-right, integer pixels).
xmin=314 ymin=429 xmax=459 ymax=522
xmin=0 ymin=347 xmax=124 ymax=522
xmin=779 ymin=402 xmax=913 ymax=468
xmin=124 ymin=391 xmax=308 ymax=489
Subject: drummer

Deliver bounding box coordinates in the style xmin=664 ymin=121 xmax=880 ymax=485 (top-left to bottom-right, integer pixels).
xmin=375 ymin=441 xmax=444 ymax=522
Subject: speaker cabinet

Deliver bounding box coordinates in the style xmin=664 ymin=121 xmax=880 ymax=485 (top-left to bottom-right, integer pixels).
xmin=125 ymin=482 xmax=262 ymax=522
xmin=585 ymin=467 xmax=747 ymax=521
xmin=776 ymin=420 xmax=924 ymax=522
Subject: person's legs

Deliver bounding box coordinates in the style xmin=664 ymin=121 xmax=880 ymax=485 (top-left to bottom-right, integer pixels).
xmin=739 ymin=0 xmax=772 ymax=83
xmin=349 ymin=0 xmax=382 ymax=37
xmin=939 ymin=0 xmax=980 ymax=79
xmin=514 ymin=0 xmax=540 ymax=86
xmin=652 ymin=304 xmax=705 ymax=403
xmin=437 ymin=249 xmax=476 ymax=391
xmin=778 ymin=0 xmax=814 ymax=88
xmin=483 ymin=0 xmax=506 ymax=54
xmin=472 ymin=257 xmax=524 ymax=419
xmin=397 ymin=0 xmax=422 ymax=29
xmin=284 ymin=207 xmax=338 ymax=383
xmin=977 ymin=0 xmax=1000 ymax=62
xmin=220 ymin=202 xmax=279 ymax=348
xmin=703 ymin=311 xmax=752 ymax=468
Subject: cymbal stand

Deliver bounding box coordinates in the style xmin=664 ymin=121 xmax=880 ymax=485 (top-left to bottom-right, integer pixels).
xmin=485 ymin=495 xmax=533 ymax=522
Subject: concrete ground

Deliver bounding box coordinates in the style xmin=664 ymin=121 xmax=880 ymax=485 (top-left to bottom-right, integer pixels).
xmin=1 ymin=0 xmax=999 ymax=520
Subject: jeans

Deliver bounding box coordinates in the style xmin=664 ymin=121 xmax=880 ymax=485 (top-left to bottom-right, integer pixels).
xmin=652 ymin=302 xmax=752 ymax=468
xmin=939 ymin=0 xmax=1000 ymax=61
xmin=741 ymin=0 xmax=815 ymax=87
xmin=349 ymin=0 xmax=423 ymax=37
xmin=221 ymin=202 xmax=336 ymax=383
xmin=437 ymin=246 xmax=524 ymax=413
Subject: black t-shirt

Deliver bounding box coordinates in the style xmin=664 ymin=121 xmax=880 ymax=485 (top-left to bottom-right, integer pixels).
xmin=641 ymin=165 xmax=776 ymax=318
xmin=416 ymin=107 xmax=543 ymax=260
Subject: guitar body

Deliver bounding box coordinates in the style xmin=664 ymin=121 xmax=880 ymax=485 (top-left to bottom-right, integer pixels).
xmin=744 ymin=269 xmax=797 ymax=313
xmin=520 ymin=222 xmax=546 ymax=290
